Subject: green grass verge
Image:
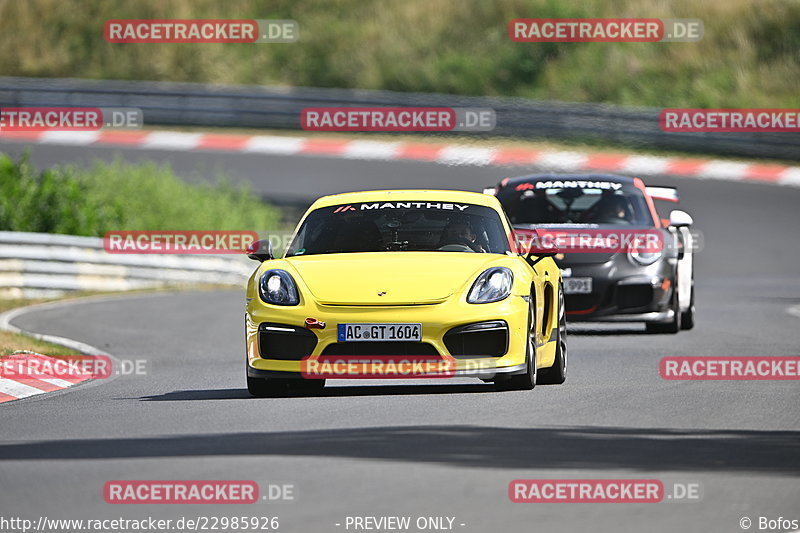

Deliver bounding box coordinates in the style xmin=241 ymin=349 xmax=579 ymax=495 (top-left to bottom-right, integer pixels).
xmin=0 ymin=330 xmax=82 ymax=356
xmin=0 ymin=0 xmax=797 ymax=108
xmin=0 ymin=154 xmax=281 ymax=235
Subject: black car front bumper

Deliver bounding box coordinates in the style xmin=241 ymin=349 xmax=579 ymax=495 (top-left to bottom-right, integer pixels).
xmin=561 ymin=255 xmax=677 ymax=323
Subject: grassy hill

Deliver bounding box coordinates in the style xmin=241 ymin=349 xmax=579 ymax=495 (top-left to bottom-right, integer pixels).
xmin=0 ymin=0 xmax=797 ymax=107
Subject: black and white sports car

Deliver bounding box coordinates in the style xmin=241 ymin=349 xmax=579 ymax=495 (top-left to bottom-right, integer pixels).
xmin=487 ymin=174 xmax=695 ymax=333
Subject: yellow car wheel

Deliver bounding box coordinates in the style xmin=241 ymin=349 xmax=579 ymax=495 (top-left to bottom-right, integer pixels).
xmin=537 ymin=282 xmax=567 ymax=385
xmin=496 ymin=297 xmax=536 ymax=391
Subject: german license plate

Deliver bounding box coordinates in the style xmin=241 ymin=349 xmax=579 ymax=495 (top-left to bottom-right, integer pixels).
xmin=338 ymin=323 xmax=422 ymax=342
xmin=564 ymin=277 xmax=592 ymax=294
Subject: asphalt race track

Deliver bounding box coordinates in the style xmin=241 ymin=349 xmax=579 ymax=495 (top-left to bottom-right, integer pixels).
xmin=1 ymin=139 xmax=799 ymax=533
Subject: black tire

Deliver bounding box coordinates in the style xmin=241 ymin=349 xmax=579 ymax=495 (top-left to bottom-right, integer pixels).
xmin=538 ymin=282 xmax=567 ymax=385
xmin=496 ymin=297 xmax=536 ymax=391
xmin=646 ymin=277 xmax=681 ymax=334
xmin=680 ymin=276 xmax=695 ymax=330
xmin=247 ymin=376 xmax=289 ymax=397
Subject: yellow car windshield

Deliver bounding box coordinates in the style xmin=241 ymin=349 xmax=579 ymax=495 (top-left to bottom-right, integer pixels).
xmin=286 ymin=202 xmax=510 ymax=256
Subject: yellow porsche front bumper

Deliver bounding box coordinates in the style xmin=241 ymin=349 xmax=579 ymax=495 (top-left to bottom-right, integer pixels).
xmin=246 ymin=290 xmax=557 ymax=379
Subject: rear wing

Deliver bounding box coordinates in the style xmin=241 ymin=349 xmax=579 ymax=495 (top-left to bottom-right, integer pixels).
xmin=645 ymin=186 xmax=679 ymax=203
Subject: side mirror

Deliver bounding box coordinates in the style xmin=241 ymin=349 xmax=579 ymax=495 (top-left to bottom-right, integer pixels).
xmin=669 ymin=210 xmax=693 ymax=227
xmin=246 ymin=239 xmax=274 ymax=262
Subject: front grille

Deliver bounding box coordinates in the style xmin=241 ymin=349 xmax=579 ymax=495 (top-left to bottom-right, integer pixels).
xmin=443 ymin=321 xmax=508 ymax=358
xmin=321 ymin=342 xmax=439 ymax=356
xmin=258 ymin=323 xmax=318 ymax=360
xmin=616 ymin=284 xmax=653 ymax=309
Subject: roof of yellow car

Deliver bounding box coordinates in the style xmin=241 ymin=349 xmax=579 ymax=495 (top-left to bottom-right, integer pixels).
xmin=310 ymin=190 xmax=500 ymax=209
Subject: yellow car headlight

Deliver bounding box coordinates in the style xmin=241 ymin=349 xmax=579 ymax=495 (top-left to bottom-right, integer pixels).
xmin=467 ymin=267 xmax=513 ymax=304
xmin=259 ymin=269 xmax=300 ymax=306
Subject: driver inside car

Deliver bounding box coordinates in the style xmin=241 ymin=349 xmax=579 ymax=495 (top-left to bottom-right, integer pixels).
xmin=440 ymin=220 xmax=486 ymax=252
xmin=581 ymin=192 xmax=633 ymax=223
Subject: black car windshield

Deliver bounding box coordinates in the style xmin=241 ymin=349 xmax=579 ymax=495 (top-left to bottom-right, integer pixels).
xmin=497 ymin=181 xmax=655 ymax=226
xmin=285 ymin=201 xmax=510 ymax=256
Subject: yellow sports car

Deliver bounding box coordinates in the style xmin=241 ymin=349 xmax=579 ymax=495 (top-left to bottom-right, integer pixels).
xmin=244 ymin=190 xmax=567 ymax=396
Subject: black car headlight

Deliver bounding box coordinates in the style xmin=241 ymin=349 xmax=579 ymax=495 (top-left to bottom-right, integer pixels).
xmin=467 ymin=267 xmax=513 ymax=304
xmin=628 ymin=250 xmax=662 ymax=266
xmin=259 ymin=269 xmax=300 ymax=306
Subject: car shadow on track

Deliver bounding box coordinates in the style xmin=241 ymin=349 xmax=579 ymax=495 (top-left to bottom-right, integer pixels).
xmin=1 ymin=425 xmax=798 ymax=475
xmin=568 ymin=325 xmax=649 ymax=336
xmin=138 ymin=383 xmax=497 ymax=401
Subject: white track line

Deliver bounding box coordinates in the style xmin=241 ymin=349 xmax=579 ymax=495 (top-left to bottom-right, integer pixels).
xmin=779 ymin=168 xmax=800 ymax=187
xmin=620 ymin=155 xmax=671 ymax=175
xmin=695 ymin=161 xmax=750 ymax=181
xmin=243 ymin=135 xmax=305 ymax=154
xmin=537 ymin=151 xmax=590 ymax=172
xmin=141 ymin=132 xmax=203 ymax=150
xmin=437 ymin=146 xmax=496 ymax=166
xmin=38 ymin=131 xmax=100 ymax=145
xmin=0 ymin=379 xmax=47 ymax=400
xmin=342 ymin=140 xmax=400 ymax=160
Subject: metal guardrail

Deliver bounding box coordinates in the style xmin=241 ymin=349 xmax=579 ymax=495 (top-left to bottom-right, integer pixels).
xmin=1 ymin=76 xmax=798 ymax=160
xmin=0 ymin=231 xmax=253 ymax=298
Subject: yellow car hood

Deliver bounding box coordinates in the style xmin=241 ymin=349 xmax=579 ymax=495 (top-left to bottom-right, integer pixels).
xmin=286 ymin=252 xmax=501 ymax=305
